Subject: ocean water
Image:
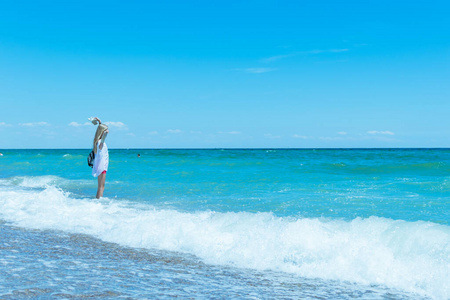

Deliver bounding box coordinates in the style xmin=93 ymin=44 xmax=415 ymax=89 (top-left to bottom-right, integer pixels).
xmin=0 ymin=148 xmax=449 ymax=299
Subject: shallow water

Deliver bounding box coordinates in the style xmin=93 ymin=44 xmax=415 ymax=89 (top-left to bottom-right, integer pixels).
xmin=0 ymin=223 xmax=427 ymax=299
xmin=0 ymin=149 xmax=449 ymax=299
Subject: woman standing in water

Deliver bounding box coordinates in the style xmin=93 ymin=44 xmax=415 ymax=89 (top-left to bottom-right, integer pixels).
xmin=90 ymin=117 xmax=109 ymax=199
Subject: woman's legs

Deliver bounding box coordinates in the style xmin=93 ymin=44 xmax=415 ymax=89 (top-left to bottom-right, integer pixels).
xmin=96 ymin=172 xmax=106 ymax=199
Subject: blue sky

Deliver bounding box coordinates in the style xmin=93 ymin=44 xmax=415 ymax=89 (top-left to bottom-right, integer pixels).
xmin=1 ymin=0 xmax=449 ymax=148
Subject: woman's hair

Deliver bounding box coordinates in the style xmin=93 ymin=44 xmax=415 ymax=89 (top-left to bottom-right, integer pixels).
xmin=93 ymin=124 xmax=108 ymax=154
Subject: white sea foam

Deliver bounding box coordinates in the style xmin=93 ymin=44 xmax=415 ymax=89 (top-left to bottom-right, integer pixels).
xmin=0 ymin=175 xmax=93 ymax=191
xmin=0 ymin=175 xmax=62 ymax=189
xmin=0 ymin=181 xmax=449 ymax=299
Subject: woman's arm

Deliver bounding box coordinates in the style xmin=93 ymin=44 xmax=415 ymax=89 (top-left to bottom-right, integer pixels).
xmin=99 ymin=129 xmax=108 ymax=150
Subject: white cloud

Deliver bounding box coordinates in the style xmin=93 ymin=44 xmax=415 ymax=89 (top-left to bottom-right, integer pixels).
xmin=264 ymin=133 xmax=281 ymax=139
xmin=167 ymin=129 xmax=182 ymax=134
xmin=104 ymin=121 xmax=127 ymax=129
xmin=219 ymin=131 xmax=241 ymax=135
xmin=20 ymin=122 xmax=49 ymax=127
xmin=0 ymin=122 xmax=12 ymax=127
xmin=70 ymin=121 xmax=127 ymax=129
xmin=261 ymin=48 xmax=349 ymax=63
xmin=310 ymin=48 xmax=349 ymax=54
xmin=261 ymin=54 xmax=295 ymax=63
xmin=337 ymin=131 xmax=347 ymax=135
xmin=367 ymin=130 xmax=395 ymax=135
xmin=319 ymin=136 xmax=344 ymax=141
xmin=148 ymin=131 xmax=159 ymax=135
xmin=236 ymin=68 xmax=276 ymax=74
xmin=69 ymin=121 xmax=91 ymax=127
xmin=293 ymin=134 xmax=309 ymax=139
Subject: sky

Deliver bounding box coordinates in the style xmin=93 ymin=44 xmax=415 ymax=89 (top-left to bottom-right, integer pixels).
xmin=0 ymin=0 xmax=449 ymax=148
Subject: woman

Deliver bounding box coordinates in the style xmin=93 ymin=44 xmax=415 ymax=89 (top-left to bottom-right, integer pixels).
xmin=90 ymin=117 xmax=109 ymax=199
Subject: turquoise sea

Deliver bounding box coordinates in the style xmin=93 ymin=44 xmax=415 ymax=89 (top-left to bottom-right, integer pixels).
xmin=0 ymin=149 xmax=449 ymax=299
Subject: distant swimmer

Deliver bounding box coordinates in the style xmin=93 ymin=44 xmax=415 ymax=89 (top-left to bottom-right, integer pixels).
xmin=89 ymin=117 xmax=109 ymax=199
xmin=0 ymin=153 xmax=3 ymax=156
xmin=137 ymin=153 xmax=140 ymax=157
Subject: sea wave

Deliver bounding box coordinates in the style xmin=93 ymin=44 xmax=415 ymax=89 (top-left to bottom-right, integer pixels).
xmin=0 ymin=179 xmax=449 ymax=299
xmin=0 ymin=175 xmax=94 ymax=191
xmin=3 ymin=175 xmax=62 ymax=188
xmin=329 ymin=161 xmax=450 ymax=175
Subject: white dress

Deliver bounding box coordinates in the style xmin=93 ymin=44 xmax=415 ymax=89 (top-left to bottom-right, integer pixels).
xmin=92 ymin=141 xmax=109 ymax=177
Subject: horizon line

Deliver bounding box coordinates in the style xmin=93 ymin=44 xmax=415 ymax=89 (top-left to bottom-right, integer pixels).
xmin=1 ymin=147 xmax=449 ymax=151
